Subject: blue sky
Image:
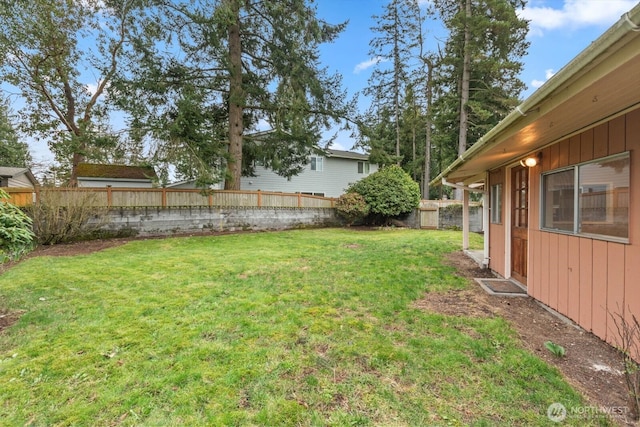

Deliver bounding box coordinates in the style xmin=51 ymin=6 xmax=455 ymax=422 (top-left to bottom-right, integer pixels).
xmin=313 ymin=0 xmax=638 ymax=149
xmin=22 ymin=0 xmax=640 ymax=164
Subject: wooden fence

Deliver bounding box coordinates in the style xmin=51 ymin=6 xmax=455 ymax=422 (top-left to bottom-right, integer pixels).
xmin=1 ymin=187 xmax=336 ymax=209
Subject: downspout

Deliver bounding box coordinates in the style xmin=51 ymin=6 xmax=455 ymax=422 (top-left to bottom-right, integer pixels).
xmin=482 ymin=172 xmax=490 ymax=269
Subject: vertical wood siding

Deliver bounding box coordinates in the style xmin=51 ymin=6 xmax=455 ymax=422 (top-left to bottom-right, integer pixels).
xmin=488 ymin=168 xmax=506 ymax=277
xmin=523 ymin=110 xmax=638 ymax=349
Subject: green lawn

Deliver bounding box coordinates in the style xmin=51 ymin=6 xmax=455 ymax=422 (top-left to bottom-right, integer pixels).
xmin=0 ymin=229 xmax=604 ymax=426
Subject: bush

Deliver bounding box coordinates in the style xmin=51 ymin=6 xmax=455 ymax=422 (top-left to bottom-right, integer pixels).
xmin=27 ymin=188 xmax=111 ymax=245
xmin=347 ymin=165 xmax=420 ymax=222
xmin=335 ymin=192 xmax=370 ymax=226
xmin=0 ymin=189 xmax=35 ymax=262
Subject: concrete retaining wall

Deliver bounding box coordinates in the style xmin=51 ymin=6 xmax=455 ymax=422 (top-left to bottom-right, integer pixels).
xmin=98 ymin=206 xmax=341 ymax=237
xmin=438 ymin=205 xmax=483 ymax=232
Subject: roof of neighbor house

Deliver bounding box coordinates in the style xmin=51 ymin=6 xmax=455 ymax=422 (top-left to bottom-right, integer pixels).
xmin=326 ymin=149 xmax=370 ymax=161
xmin=0 ymin=167 xmax=38 ymax=186
xmin=431 ymin=3 xmax=640 ymax=186
xmin=77 ymin=163 xmax=158 ymax=181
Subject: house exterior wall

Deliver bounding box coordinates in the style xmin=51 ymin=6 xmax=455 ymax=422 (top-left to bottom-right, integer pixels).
xmin=497 ymin=108 xmax=640 ymax=348
xmin=0 ymin=171 xmax=35 ymax=189
xmin=6 ymin=175 xmax=34 ymax=188
xmin=77 ymin=178 xmax=154 ymax=188
xmin=488 ymin=168 xmax=506 ymax=278
xmin=240 ymin=156 xmax=378 ymax=198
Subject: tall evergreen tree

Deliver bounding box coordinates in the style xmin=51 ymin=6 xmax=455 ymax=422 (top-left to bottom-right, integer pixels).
xmin=432 ymin=0 xmax=529 ymax=182
xmin=363 ymin=0 xmax=421 ymax=163
xmin=0 ymin=101 xmax=31 ymax=168
xmin=120 ymin=0 xmax=353 ymax=190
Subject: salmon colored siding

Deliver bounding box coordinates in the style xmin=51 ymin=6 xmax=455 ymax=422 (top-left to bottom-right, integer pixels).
xmin=609 ymin=115 xmax=626 ymax=155
xmin=567 ymin=237 xmax=581 ymax=322
xmin=593 ymin=123 xmax=608 ymax=159
xmin=607 ymin=244 xmax=625 ymax=341
xmin=557 ymin=235 xmax=569 ymax=315
xmin=488 ymin=169 xmax=506 ymax=278
xmin=487 ymin=109 xmax=639 ymax=349
xmin=591 ymin=240 xmax=608 ymax=339
xmin=557 ymin=139 xmax=570 ymax=167
xmin=580 ymin=128 xmax=594 ymax=162
xmin=578 ymin=238 xmax=593 ymax=331
xmin=625 ymin=109 xmax=640 ymax=359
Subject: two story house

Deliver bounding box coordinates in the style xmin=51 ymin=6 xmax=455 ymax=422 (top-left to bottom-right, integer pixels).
xmin=240 ymin=149 xmax=378 ymax=198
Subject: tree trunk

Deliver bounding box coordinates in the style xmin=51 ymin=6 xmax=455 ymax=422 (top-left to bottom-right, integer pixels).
xmin=68 ymin=151 xmax=85 ymax=187
xmin=455 ymin=0 xmax=472 ymax=200
xmin=423 ymin=58 xmax=433 ymax=199
xmin=225 ymin=0 xmax=244 ymax=191
xmin=393 ymin=3 xmax=401 ymax=163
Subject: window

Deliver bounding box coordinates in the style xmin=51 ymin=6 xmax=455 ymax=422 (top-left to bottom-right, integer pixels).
xmin=310 ymin=156 xmax=323 ymax=172
xmin=357 ymin=161 xmax=370 ymax=174
xmin=542 ymin=168 xmax=575 ymax=232
xmin=490 ymin=184 xmax=502 ymax=224
xmin=541 ymin=152 xmax=629 ymax=241
xmin=579 ymin=155 xmax=629 ymax=239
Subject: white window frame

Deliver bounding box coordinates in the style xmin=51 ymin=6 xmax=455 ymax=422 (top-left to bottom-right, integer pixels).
xmin=310 ymin=156 xmax=323 ymax=172
xmin=540 ymin=152 xmax=629 ymax=243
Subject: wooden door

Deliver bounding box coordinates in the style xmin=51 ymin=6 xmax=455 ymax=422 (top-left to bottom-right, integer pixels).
xmin=511 ymin=165 xmax=529 ymax=285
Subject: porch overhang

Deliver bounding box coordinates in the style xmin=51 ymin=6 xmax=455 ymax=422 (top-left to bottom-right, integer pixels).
xmin=431 ymin=4 xmax=640 ymax=187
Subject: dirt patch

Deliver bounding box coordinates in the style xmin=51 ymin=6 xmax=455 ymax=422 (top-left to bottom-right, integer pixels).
xmin=415 ymin=251 xmax=636 ymax=426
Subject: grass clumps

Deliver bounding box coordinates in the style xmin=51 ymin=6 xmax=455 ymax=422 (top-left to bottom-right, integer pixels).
xmin=0 ymin=229 xmax=596 ymax=425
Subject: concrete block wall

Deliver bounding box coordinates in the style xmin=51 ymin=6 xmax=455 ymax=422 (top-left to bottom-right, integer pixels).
xmin=98 ymin=206 xmax=341 ymax=237
xmin=438 ymin=205 xmax=483 ymax=232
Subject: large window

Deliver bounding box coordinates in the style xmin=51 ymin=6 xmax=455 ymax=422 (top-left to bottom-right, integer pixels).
xmin=541 ymin=152 xmax=629 ymax=241
xmin=310 ymin=156 xmax=323 ymax=172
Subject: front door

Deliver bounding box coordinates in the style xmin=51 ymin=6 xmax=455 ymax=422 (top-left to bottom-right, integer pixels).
xmin=511 ymin=165 xmax=528 ymax=285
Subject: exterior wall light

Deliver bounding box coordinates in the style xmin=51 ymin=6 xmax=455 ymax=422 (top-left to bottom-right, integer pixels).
xmin=520 ymin=153 xmax=541 ymax=168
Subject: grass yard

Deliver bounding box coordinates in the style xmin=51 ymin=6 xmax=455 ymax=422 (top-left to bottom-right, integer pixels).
xmin=0 ymin=229 xmax=603 ymax=426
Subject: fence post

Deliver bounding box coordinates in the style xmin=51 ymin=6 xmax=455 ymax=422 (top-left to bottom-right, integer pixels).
xmin=257 ymin=190 xmax=262 ymax=207
xmin=208 ymin=192 xmax=213 ymax=207
xmin=297 ymin=193 xmax=302 ymax=208
xmin=162 ymin=187 xmax=167 ymax=208
xmin=106 ymin=186 xmax=112 ymax=208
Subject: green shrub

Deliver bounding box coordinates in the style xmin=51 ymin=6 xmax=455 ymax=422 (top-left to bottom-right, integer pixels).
xmin=347 ymin=165 xmax=420 ymax=222
xmin=335 ymin=192 xmax=370 ymax=225
xmin=0 ymin=189 xmax=35 ymax=262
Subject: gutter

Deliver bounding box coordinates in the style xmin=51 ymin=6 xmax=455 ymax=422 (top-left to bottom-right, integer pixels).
xmin=430 ymin=3 xmax=640 ymax=187
xmin=441 ymin=178 xmax=486 ymax=194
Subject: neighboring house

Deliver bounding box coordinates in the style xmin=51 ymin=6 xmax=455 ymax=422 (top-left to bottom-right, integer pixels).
xmin=0 ymin=167 xmax=38 ymax=188
xmin=76 ymin=163 xmax=158 ymax=188
xmin=166 ymin=180 xmax=223 ymax=190
xmin=431 ymin=4 xmax=640 ymax=351
xmin=240 ymin=149 xmax=378 ymax=198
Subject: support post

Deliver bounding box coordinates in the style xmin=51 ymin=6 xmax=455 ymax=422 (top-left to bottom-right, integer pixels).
xmin=482 ymin=178 xmax=490 ymax=269
xmin=462 ymin=189 xmax=469 ymax=250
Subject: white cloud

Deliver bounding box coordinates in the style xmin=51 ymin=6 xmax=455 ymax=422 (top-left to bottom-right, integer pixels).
xmin=85 ymin=80 xmax=110 ymax=98
xmin=519 ymin=0 xmax=637 ymax=35
xmin=531 ymin=68 xmax=556 ymax=88
xmin=353 ymin=56 xmax=388 ymax=74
